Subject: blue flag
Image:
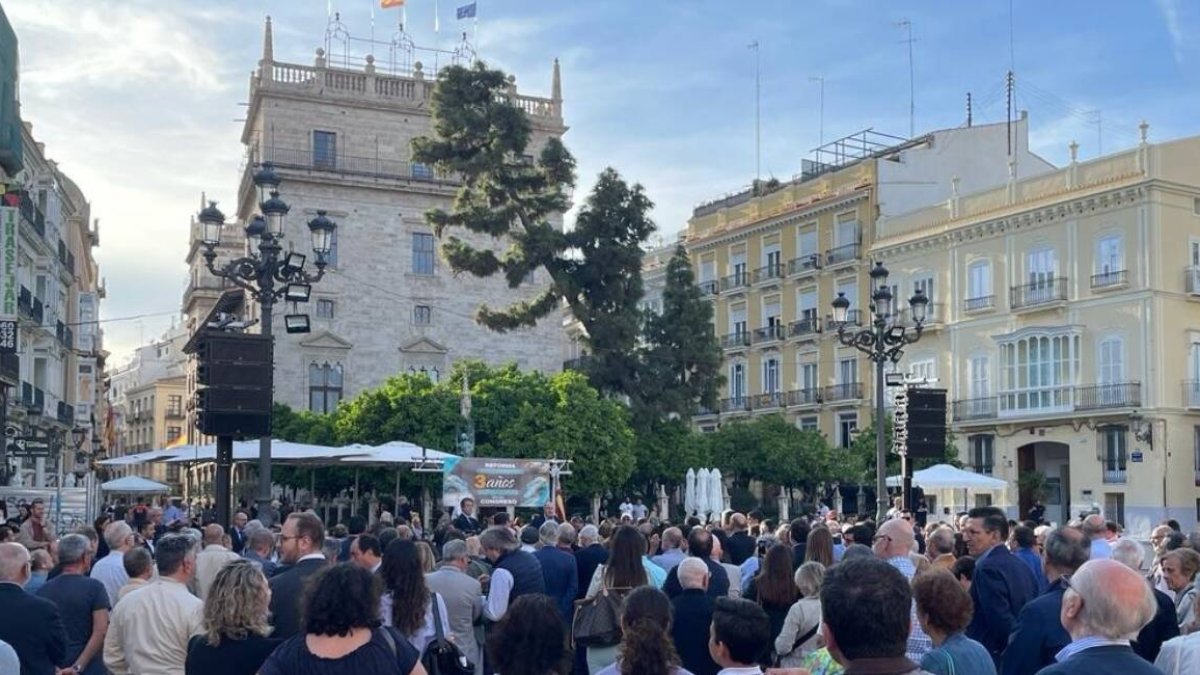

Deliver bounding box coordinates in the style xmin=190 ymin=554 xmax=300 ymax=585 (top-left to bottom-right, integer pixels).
xmin=457 ymin=2 xmax=476 ymax=19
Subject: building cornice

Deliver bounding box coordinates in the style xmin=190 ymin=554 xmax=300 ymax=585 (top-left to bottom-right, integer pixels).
xmin=688 ymin=190 xmax=870 ymax=253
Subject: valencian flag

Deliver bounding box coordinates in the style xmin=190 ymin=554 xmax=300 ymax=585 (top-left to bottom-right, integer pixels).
xmin=457 ymin=2 xmax=476 ymax=19
xmin=380 ymin=0 xmax=406 ymax=8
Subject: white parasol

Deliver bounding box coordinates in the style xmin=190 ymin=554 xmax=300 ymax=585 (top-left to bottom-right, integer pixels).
xmin=684 ymin=468 xmax=697 ymax=516
xmin=709 ymin=468 xmax=725 ymax=519
xmin=697 ymin=468 xmax=712 ymax=518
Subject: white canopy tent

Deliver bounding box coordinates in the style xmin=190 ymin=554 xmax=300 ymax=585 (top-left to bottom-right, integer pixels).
xmin=100 ymin=476 xmax=171 ymax=493
xmin=99 ymin=447 xmax=195 ymax=467
xmin=160 ymin=440 xmax=370 ymax=464
xmin=886 ymin=464 xmax=1010 ymax=521
xmin=339 ymin=441 xmax=458 ymax=465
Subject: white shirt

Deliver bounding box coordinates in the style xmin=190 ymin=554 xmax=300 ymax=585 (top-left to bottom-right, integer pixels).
xmin=90 ymin=550 xmax=130 ymax=606
xmin=195 ymin=544 xmax=241 ymax=600
xmin=483 ymin=567 xmax=515 ymax=622
xmin=104 ymin=577 xmax=203 ymax=675
xmin=1155 ymin=633 xmax=1200 ymax=675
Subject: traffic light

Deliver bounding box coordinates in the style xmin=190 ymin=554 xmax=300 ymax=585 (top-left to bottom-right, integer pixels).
xmin=190 ymin=331 xmax=273 ymax=438
xmin=904 ymin=388 xmax=947 ymax=458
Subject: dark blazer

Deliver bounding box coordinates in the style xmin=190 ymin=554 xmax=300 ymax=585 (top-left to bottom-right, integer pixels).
xmin=268 ymin=558 xmax=329 ymax=639
xmin=966 ymin=544 xmax=1037 ymax=665
xmin=671 ymin=588 xmax=719 ymax=675
xmin=1035 ymin=644 xmax=1162 ymax=675
xmin=0 ymin=583 xmax=68 ymax=675
xmin=662 ymin=557 xmax=730 ymax=599
xmin=1002 ymin=578 xmax=1070 ymax=675
xmin=230 ymin=527 xmax=247 ymax=554
xmin=1131 ymin=586 xmax=1179 ymax=663
xmin=452 ymin=513 xmax=481 ymax=536
xmin=533 ymin=545 xmax=578 ymax=621
xmin=725 ymin=531 xmax=756 ymax=566
xmin=574 ymin=544 xmax=608 ymax=600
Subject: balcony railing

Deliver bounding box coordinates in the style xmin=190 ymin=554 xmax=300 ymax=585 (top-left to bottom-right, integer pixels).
xmin=1091 ymin=269 xmax=1128 ymax=290
xmin=720 ymin=331 xmax=751 ymax=350
xmin=1102 ymin=468 xmax=1127 ymax=484
xmin=1010 ymin=277 xmax=1068 ymax=309
xmin=824 ymin=382 xmax=863 ymax=402
xmin=31 ymin=298 xmax=43 ymax=326
xmin=1182 ymin=380 xmax=1200 ymax=408
xmin=752 ymin=324 xmax=785 ymax=344
xmin=56 ymin=400 xmax=74 ymax=426
xmin=751 ymin=392 xmax=786 ymax=410
xmin=964 ymin=463 xmax=995 ymax=476
xmin=826 ymin=309 xmax=863 ymax=331
xmin=787 ymin=254 xmax=822 ymax=276
xmin=18 ymin=190 xmax=46 ymax=238
xmin=963 ymin=295 xmax=995 ymax=312
xmin=165 ymin=408 xmax=186 ymax=419
xmin=789 ymin=317 xmax=821 ymax=339
xmin=1186 ymin=266 xmax=1200 ymax=295
xmin=787 ymin=388 xmax=822 ymax=406
xmin=562 ymin=356 xmax=591 ymax=372
xmin=752 ymin=264 xmax=784 ymax=284
xmin=953 ymin=382 xmax=1141 ymax=422
xmin=256 ymin=144 xmax=461 ymax=186
xmin=896 ymin=302 xmax=945 ymax=327
xmin=719 ymin=272 xmax=750 ymax=293
xmin=696 ymin=280 xmax=719 ymax=297
xmin=719 ymin=396 xmax=751 ymax=413
xmin=17 ymin=286 xmax=31 ymax=317
xmin=825 ymin=243 xmax=861 ymax=266
xmin=20 ymin=381 xmax=44 ymax=414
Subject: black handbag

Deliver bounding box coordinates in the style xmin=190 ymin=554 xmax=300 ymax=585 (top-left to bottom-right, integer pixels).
xmin=421 ymin=593 xmax=474 ymax=675
xmin=572 ymin=584 xmax=631 ymax=648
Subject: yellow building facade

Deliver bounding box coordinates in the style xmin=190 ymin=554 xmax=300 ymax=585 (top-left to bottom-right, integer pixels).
xmin=872 ymin=127 xmax=1200 ymax=533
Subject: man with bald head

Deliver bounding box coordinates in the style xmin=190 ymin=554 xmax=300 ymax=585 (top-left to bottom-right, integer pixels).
xmin=1003 ymin=525 xmax=1091 ymax=675
xmin=872 ymin=517 xmax=933 ymax=663
xmin=0 ymin=541 xmax=69 ymax=674
xmin=1081 ymin=514 xmax=1112 ymax=561
xmin=1037 ymin=559 xmax=1161 ymax=675
xmin=194 ymin=523 xmax=240 ymax=600
xmin=671 ymin=557 xmax=719 ymax=675
xmin=652 ymin=527 xmax=687 ymax=572
xmin=724 ymin=513 xmax=756 ymax=565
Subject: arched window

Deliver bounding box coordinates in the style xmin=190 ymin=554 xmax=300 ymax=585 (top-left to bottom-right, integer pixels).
xmin=309 ymin=362 xmax=343 ymax=413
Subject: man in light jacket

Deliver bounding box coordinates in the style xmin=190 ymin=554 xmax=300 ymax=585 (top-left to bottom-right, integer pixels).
xmin=426 ymin=539 xmax=483 ymax=674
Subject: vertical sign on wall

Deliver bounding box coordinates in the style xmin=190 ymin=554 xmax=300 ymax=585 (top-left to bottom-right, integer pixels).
xmin=0 ymin=207 xmax=18 ymax=354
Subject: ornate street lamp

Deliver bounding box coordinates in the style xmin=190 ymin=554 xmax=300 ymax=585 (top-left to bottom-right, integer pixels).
xmin=831 ymin=261 xmax=927 ymax=521
xmin=198 ymin=166 xmax=337 ymax=527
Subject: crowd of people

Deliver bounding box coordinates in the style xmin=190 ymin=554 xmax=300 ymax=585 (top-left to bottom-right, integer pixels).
xmin=0 ymin=493 xmax=1198 ymax=675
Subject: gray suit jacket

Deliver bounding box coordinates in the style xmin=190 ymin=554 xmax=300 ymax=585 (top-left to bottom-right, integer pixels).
xmin=426 ymin=564 xmax=483 ymax=667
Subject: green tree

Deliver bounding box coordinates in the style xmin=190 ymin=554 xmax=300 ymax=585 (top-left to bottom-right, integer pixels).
xmin=630 ymin=417 xmax=710 ymax=495
xmin=707 ymin=415 xmax=832 ymax=492
xmin=842 ymin=417 xmax=961 ymax=486
xmin=638 ymin=246 xmax=725 ymax=423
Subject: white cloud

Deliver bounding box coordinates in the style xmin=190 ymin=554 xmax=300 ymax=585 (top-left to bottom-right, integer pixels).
xmin=1154 ymin=0 xmax=1185 ymax=66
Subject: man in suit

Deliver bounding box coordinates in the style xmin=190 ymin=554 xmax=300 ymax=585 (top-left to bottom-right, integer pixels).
xmin=574 ymin=525 xmax=608 ymax=599
xmin=789 ymin=519 xmax=810 ymax=569
xmin=963 ymin=506 xmax=1036 ymax=668
xmin=229 ymin=511 xmax=249 ymax=554
xmin=269 ymin=512 xmax=330 ymax=639
xmin=1003 ymin=526 xmax=1091 ymax=675
xmin=0 ymin=542 xmax=68 ymax=675
xmin=724 ymin=513 xmax=756 ymax=565
xmin=671 ymin=558 xmax=719 ymax=675
xmin=529 ymin=501 xmax=559 ymax=530
xmin=350 ymin=533 xmax=383 ymax=575
xmin=662 ymin=527 xmax=730 ymax=599
xmin=532 ymin=522 xmax=577 ymax=622
xmin=1038 ymin=559 xmax=1161 ymax=675
xmin=651 ymin=527 xmax=687 ymax=572
xmin=453 ymin=497 xmax=482 ymax=536
xmin=1111 ymin=538 xmax=1179 ymax=662
xmin=242 ymin=528 xmax=278 ymax=578
xmin=426 ymin=539 xmax=483 ymax=674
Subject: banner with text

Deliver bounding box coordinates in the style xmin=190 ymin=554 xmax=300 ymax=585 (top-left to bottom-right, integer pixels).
xmin=442 ymin=457 xmax=551 ymax=509
xmin=0 ymin=207 xmax=17 ymax=354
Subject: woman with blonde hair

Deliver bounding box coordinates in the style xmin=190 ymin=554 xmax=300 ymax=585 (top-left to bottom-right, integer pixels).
xmin=186 ymin=559 xmax=279 ymax=675
xmin=415 ymin=540 xmax=437 ymax=573
xmin=774 ymin=561 xmax=825 ymax=668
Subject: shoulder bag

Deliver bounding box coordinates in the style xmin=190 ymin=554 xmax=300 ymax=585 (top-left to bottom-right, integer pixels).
xmin=421 ymin=593 xmax=474 ymax=675
xmin=572 ymin=577 xmax=631 ymax=648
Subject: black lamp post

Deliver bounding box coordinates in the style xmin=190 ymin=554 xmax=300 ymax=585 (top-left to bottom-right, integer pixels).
xmin=198 ymin=163 xmax=337 ymax=526
xmin=831 ymin=261 xmax=928 ymax=522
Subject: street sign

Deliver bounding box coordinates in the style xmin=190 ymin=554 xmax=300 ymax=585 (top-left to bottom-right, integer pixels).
xmin=1131 ymin=451 xmax=1144 ymax=463
xmin=9 ymin=437 xmax=52 ymax=457
xmin=0 ymin=320 xmax=16 ymax=354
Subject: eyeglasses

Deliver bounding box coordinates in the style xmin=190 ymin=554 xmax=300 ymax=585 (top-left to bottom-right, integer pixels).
xmin=279 ymin=535 xmax=301 ymax=542
xmin=873 ymin=534 xmax=892 ymax=544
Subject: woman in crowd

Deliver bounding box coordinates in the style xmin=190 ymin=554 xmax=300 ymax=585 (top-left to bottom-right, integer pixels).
xmin=487 ymin=594 xmax=570 ymax=675
xmin=94 ymin=514 xmax=113 ymax=560
xmin=804 ymin=527 xmax=835 ymax=567
xmin=912 ymin=568 xmax=996 ymax=675
xmin=774 ymin=561 xmax=825 ymax=668
xmin=415 ymin=541 xmax=437 ymax=574
xmin=1162 ymin=548 xmax=1200 ymax=634
xmin=1155 ymin=598 xmax=1200 ymax=674
xmin=585 ymin=525 xmax=652 ymax=674
xmin=745 ymin=543 xmax=798 ymax=657
xmin=595 ymin=586 xmax=690 ymax=675
xmin=186 ymin=560 xmax=279 ymax=675
xmin=258 ymin=563 xmax=425 ymax=675
xmin=380 ymin=539 xmax=451 ymax=653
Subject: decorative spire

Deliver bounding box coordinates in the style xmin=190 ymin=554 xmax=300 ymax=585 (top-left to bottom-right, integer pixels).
xmin=262 ymin=15 xmax=274 ymax=65
xmin=460 ymin=373 xmax=472 ymax=419
xmin=551 ymin=58 xmax=562 ymax=102
xmin=1069 ymin=140 xmax=1079 ymax=163
xmin=1139 ymin=120 xmax=1149 ymax=144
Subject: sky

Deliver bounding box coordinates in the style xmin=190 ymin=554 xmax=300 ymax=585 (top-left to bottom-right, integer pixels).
xmin=4 ymin=0 xmax=1198 ymax=364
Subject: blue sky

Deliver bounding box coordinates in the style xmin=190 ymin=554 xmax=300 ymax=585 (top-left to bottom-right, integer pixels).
xmin=5 ymin=0 xmax=1197 ymax=362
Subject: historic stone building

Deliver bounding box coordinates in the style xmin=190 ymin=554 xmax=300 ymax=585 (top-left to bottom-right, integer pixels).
xmin=183 ymin=18 xmax=567 ymax=415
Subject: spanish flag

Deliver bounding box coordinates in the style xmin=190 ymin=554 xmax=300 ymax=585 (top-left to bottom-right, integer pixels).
xmin=380 ymin=0 xmax=405 ymax=8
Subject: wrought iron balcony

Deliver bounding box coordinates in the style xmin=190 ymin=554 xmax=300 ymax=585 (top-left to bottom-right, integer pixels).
xmin=824 ymin=382 xmax=863 ymax=402
xmin=1102 ymin=468 xmax=1127 ymax=485
xmin=825 ymin=309 xmax=863 ymax=331
xmin=787 ymin=254 xmax=822 ymax=276
xmin=896 ymin=302 xmax=944 ymax=327
xmin=696 ymin=280 xmax=720 ymax=297
xmin=255 ymin=144 xmax=462 ymax=186
xmin=56 ymin=400 xmax=74 ymax=426
xmin=1010 ymin=278 xmax=1068 ymax=310
xmin=789 ymin=317 xmax=821 ymax=339
xmin=953 ymin=381 xmax=1141 ymax=422
xmin=751 ymin=264 xmax=784 ymax=285
xmin=1187 ymin=266 xmax=1200 ymax=295
xmin=787 ymin=388 xmax=822 ymax=406
xmin=825 ymin=243 xmax=861 ymax=266
xmin=18 ymin=190 xmax=46 ymax=238
xmin=752 ymin=324 xmax=785 ymax=344
xmin=963 ymin=295 xmax=995 ymax=312
xmin=719 ymin=396 xmax=751 ymax=413
xmin=720 ymin=331 xmax=751 ymax=350
xmin=1182 ymin=380 xmax=1200 ymax=408
xmin=30 ymin=298 xmax=43 ymax=326
xmin=1090 ymin=269 xmax=1128 ymax=290
xmin=752 ymin=392 xmax=786 ymax=410
xmin=719 ymin=272 xmax=750 ymax=293
xmin=17 ymin=286 xmax=31 ymax=317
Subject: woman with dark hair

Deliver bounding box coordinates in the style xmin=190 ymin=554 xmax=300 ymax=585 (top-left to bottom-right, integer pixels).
xmin=94 ymin=514 xmax=113 ymax=560
xmin=745 ymin=544 xmax=798 ymax=657
xmin=258 ymin=563 xmax=426 ymax=675
xmin=487 ymin=594 xmax=570 ymax=675
xmin=804 ymin=526 xmax=835 ymax=567
xmin=584 ymin=525 xmax=651 ymax=674
xmin=595 ymin=586 xmax=692 ymax=675
xmin=380 ymin=539 xmax=451 ymax=653
xmin=913 ymin=569 xmax=995 ymax=675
